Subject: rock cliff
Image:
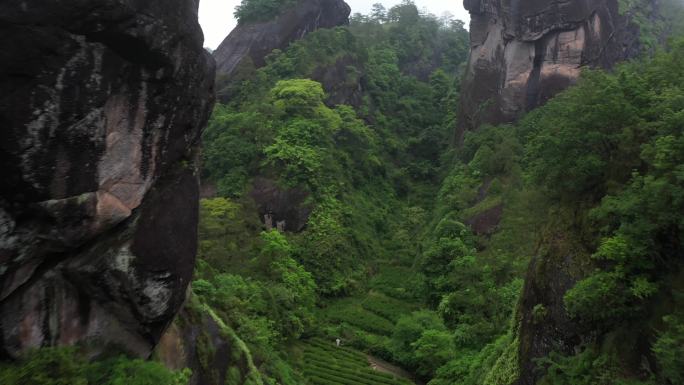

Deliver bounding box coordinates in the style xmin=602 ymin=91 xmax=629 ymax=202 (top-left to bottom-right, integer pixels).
xmin=0 ymin=0 xmax=215 ymax=358
xmin=457 ymin=0 xmax=656 ymax=139
xmin=156 ymin=298 xmax=267 ymax=385
xmin=212 ymin=0 xmax=351 ymax=100
xmin=456 ymin=1 xmax=666 ymax=384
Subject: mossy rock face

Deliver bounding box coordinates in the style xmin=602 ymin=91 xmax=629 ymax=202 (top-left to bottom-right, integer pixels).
xmin=515 ymin=224 xmax=592 ymax=385
xmin=482 ymin=336 xmax=519 ymax=385
xmin=154 ymin=323 xmax=187 ymax=371
xmin=156 ymin=297 xmax=265 ymax=385
xmin=463 ymin=199 xmax=504 ymax=237
xmin=216 ymin=57 xmax=258 ymax=103
xmin=311 ymin=54 xmax=366 ymax=107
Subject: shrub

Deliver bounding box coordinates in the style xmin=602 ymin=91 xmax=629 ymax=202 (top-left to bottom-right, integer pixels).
xmin=564 ymin=271 xmax=633 ymax=324
xmin=652 ymin=313 xmax=684 ymax=384
xmin=0 ymin=347 xmax=190 ymax=385
xmin=234 ymin=0 xmax=298 ymax=23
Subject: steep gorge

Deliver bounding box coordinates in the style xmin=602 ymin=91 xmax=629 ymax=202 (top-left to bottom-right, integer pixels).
xmin=1 ymin=0 xmax=683 ymax=384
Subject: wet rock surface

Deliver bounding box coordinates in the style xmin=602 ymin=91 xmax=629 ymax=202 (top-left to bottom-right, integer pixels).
xmin=0 ymin=0 xmax=215 ymax=358
xmin=457 ymin=0 xmax=655 ymax=139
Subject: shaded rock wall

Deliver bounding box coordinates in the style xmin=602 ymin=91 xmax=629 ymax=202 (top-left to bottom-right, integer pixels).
xmin=0 ymin=0 xmax=215 ymax=358
xmin=457 ymin=0 xmax=654 ymax=140
xmin=515 ymin=235 xmax=588 ymax=385
xmin=455 ymin=1 xmax=663 ymax=384
xmin=156 ymin=298 xmax=264 ymax=385
xmin=249 ymin=177 xmax=312 ymax=233
xmin=213 ymin=0 xmax=351 ymax=101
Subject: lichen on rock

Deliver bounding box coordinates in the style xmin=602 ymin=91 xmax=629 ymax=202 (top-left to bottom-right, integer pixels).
xmin=0 ymin=0 xmax=215 ymax=359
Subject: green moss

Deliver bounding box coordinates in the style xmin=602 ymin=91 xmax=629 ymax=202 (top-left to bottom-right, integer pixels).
xmin=482 ymin=336 xmax=519 ymax=385
xmin=196 ymin=330 xmax=218 ymax=384
xmin=225 ymin=367 xmax=242 ymax=385
xmin=205 ymin=307 xmax=265 ymax=385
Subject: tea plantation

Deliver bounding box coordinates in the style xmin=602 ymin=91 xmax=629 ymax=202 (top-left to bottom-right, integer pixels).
xmin=301 ymin=338 xmax=413 ymax=385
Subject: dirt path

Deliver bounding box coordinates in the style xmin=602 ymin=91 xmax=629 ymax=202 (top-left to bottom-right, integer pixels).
xmin=367 ymin=355 xmax=424 ymax=385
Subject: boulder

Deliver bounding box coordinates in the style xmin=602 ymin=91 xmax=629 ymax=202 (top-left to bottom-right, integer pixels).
xmin=0 ymin=0 xmax=215 ymax=358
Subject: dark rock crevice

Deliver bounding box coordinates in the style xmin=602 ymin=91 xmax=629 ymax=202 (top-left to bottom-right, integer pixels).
xmin=457 ymin=0 xmax=657 ymax=138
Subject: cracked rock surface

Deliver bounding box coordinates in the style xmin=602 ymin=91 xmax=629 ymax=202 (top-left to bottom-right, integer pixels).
xmin=0 ymin=0 xmax=215 ymax=358
xmin=457 ymin=0 xmax=655 ymax=139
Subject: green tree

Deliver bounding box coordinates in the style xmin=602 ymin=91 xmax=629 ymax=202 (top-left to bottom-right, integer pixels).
xmin=653 ymin=311 xmax=684 ymax=384
xmin=234 ymin=0 xmax=297 ymax=23
xmin=389 ymin=310 xmax=447 ymax=370
xmin=258 ymin=230 xmax=317 ymax=338
xmin=0 ymin=347 xmax=88 ymax=385
xmin=412 ymin=330 xmax=455 ymax=378
xmin=264 ymin=79 xmax=341 ymax=190
xmin=370 ymin=3 xmax=387 ymax=23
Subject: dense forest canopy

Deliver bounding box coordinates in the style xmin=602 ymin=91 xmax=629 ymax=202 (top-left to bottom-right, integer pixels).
xmin=197 ymin=0 xmax=684 ymax=383
xmin=198 ymin=2 xmax=480 ymax=383
xmin=3 ymin=0 xmax=684 ymax=385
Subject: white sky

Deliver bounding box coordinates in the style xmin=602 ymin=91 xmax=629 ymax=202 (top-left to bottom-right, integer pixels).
xmin=199 ymin=0 xmax=471 ymax=49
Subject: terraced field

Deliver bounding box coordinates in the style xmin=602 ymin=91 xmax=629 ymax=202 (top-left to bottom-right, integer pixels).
xmin=319 ymin=297 xmax=396 ymax=336
xmin=301 ymin=338 xmax=414 ymax=385
xmin=319 ymin=265 xmax=421 ymax=338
